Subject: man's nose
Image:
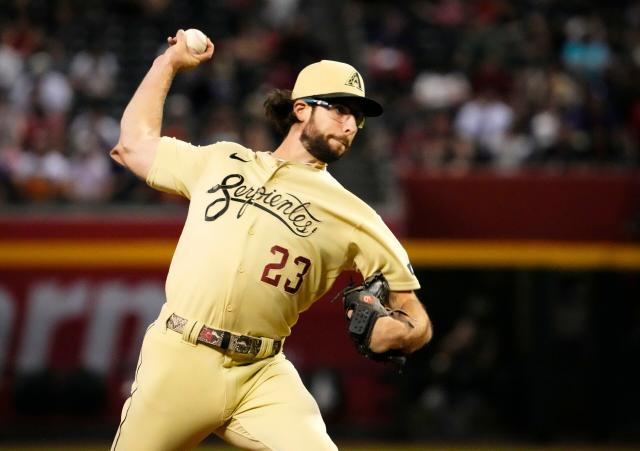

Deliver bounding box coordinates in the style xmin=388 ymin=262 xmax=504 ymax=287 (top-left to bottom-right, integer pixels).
xmin=342 ymin=115 xmax=357 ymax=134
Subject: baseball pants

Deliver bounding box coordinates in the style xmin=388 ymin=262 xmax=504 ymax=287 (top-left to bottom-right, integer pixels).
xmin=111 ymin=307 xmax=337 ymax=451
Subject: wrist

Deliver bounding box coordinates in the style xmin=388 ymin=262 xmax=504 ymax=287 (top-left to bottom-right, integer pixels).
xmin=383 ymin=317 xmax=412 ymax=350
xmin=154 ymin=53 xmax=179 ymax=76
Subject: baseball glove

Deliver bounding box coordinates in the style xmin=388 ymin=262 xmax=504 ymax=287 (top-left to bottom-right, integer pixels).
xmin=341 ymin=272 xmax=410 ymax=366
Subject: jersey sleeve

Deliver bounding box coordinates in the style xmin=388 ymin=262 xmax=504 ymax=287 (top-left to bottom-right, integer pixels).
xmin=146 ymin=136 xmax=220 ymax=198
xmin=349 ymin=214 xmax=420 ymax=292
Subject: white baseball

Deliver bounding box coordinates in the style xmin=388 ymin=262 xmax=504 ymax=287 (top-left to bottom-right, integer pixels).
xmin=184 ymin=28 xmax=207 ymax=54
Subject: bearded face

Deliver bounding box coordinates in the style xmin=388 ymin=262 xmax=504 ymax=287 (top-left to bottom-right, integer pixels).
xmin=299 ymin=109 xmax=352 ymax=163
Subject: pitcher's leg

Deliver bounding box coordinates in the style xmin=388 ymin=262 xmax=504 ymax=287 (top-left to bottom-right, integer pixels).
xmin=215 ymin=419 xmax=271 ymax=451
xmin=216 ymin=355 xmax=337 ymax=451
xmin=111 ymin=387 xmax=212 ymax=451
xmin=111 ymin=323 xmax=225 ymax=451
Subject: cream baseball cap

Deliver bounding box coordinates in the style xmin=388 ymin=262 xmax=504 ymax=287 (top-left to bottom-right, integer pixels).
xmin=291 ymin=60 xmax=383 ymax=116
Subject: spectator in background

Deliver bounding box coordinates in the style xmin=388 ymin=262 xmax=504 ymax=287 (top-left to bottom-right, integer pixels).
xmin=491 ymin=119 xmax=535 ymax=171
xmin=454 ymin=85 xmax=514 ymax=164
xmin=395 ymin=113 xmax=456 ymax=171
xmin=409 ymin=69 xmax=470 ymax=170
xmin=530 ymin=103 xmax=562 ymax=161
xmin=67 ymin=102 xmax=118 ymax=202
xmin=36 ymin=39 xmax=73 ymax=116
xmin=9 ymin=48 xmax=72 ymax=155
xmin=420 ymin=113 xmax=456 ymax=170
xmin=36 ymin=59 xmax=73 ymax=115
xmin=1 ymin=16 xmax=42 ymax=57
xmin=70 ymin=40 xmax=119 ymax=102
xmin=11 ymin=124 xmax=70 ymax=202
xmin=67 ymin=143 xmax=113 ymax=203
xmin=0 ymin=93 xmax=23 ymax=156
xmin=0 ymin=93 xmax=23 ymax=202
xmin=0 ymin=32 xmax=24 ymax=92
xmin=0 ymin=0 xmax=639 ymax=207
xmin=521 ymin=12 xmax=553 ymax=67
xmin=562 ymin=16 xmax=611 ymax=81
xmin=413 ymin=70 xmax=470 ymax=111
xmin=364 ymin=6 xmax=416 ymax=98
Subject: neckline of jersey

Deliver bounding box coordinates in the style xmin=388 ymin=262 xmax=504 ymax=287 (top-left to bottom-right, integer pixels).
xmin=268 ymin=152 xmax=327 ymax=171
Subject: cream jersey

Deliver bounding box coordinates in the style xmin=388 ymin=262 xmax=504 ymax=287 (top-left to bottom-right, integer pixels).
xmin=146 ymin=137 xmax=420 ymax=339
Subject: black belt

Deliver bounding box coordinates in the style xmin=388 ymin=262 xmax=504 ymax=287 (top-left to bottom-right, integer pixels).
xmin=166 ymin=313 xmax=282 ymax=357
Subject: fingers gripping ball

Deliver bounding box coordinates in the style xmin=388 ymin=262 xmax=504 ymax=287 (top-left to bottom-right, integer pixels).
xmin=184 ymin=28 xmax=208 ymax=54
xmin=342 ymin=272 xmax=407 ymax=365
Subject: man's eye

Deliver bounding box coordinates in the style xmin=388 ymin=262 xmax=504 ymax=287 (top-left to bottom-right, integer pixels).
xmin=333 ymin=105 xmax=351 ymax=115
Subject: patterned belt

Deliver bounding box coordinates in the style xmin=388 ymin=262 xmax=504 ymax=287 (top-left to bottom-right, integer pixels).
xmin=166 ymin=313 xmax=282 ymax=358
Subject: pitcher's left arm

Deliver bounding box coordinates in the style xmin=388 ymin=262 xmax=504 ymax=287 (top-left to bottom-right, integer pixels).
xmin=369 ymin=290 xmax=432 ymax=354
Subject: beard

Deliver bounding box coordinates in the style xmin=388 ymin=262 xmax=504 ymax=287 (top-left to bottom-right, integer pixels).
xmin=299 ymin=113 xmax=351 ymax=163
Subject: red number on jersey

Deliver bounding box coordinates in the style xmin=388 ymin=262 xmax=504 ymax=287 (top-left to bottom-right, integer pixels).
xmin=284 ymin=256 xmax=311 ymax=294
xmin=260 ymin=245 xmax=311 ymax=294
xmin=260 ymin=245 xmax=289 ymax=287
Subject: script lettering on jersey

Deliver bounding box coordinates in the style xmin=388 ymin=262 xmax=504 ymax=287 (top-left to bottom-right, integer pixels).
xmin=205 ymin=174 xmax=320 ymax=237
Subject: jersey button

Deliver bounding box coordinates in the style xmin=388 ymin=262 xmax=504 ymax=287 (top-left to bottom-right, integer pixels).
xmin=248 ymin=227 xmax=255 ymax=236
xmin=238 ymin=266 xmax=245 ymax=273
xmin=226 ymin=305 xmax=233 ymax=312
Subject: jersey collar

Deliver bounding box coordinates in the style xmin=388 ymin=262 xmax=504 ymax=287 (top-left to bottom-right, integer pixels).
xmin=270 ymin=153 xmax=327 ymax=171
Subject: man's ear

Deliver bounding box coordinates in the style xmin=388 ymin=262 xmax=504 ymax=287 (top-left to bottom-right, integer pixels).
xmin=293 ymin=100 xmax=310 ymax=123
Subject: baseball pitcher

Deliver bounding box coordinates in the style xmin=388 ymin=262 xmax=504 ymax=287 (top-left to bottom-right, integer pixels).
xmin=109 ymin=29 xmax=432 ymax=451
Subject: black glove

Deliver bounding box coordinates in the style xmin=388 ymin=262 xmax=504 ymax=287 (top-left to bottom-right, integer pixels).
xmin=342 ymin=272 xmax=409 ymax=366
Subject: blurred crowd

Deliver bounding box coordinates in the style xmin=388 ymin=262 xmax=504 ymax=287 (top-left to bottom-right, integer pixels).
xmin=1 ymin=0 xmax=639 ymax=205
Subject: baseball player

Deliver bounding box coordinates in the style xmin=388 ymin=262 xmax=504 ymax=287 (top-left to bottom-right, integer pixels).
xmin=109 ymin=29 xmax=432 ymax=451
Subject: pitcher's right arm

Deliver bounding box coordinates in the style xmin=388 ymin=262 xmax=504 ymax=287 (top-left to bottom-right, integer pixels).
xmin=111 ymin=29 xmax=214 ymax=179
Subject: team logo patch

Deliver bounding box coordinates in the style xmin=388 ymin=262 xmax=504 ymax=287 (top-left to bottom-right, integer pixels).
xmin=345 ymin=71 xmax=363 ymax=91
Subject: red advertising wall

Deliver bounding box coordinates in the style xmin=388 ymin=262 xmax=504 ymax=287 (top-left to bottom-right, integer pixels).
xmin=401 ymin=169 xmax=640 ymax=242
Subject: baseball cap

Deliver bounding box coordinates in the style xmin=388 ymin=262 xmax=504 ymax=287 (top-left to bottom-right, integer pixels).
xmin=291 ymin=60 xmax=383 ymax=117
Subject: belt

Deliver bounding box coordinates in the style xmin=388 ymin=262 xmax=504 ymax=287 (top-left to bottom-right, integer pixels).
xmin=166 ymin=313 xmax=282 ymax=358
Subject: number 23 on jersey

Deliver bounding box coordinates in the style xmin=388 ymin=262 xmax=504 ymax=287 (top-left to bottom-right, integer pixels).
xmin=260 ymin=245 xmax=311 ymax=294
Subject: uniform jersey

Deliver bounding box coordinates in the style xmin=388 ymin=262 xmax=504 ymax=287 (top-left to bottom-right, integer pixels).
xmin=146 ymin=136 xmax=420 ymax=340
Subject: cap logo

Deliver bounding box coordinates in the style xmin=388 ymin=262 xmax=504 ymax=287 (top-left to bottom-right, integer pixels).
xmin=345 ymin=71 xmax=363 ymax=92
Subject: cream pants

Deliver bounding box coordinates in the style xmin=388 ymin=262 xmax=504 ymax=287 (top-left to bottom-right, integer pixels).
xmin=111 ymin=310 xmax=337 ymax=451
